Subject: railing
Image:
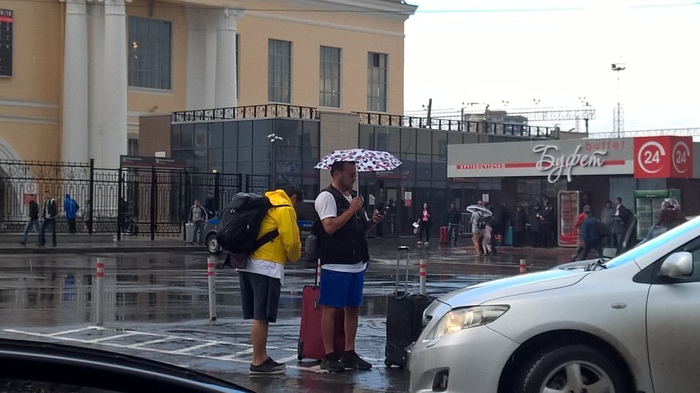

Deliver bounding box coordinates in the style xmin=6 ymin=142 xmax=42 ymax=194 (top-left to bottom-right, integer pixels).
xmin=356 ymin=112 xmax=555 ymax=138
xmin=172 ymin=104 xmax=318 ymax=123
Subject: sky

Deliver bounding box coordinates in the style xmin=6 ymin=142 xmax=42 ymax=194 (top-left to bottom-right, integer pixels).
xmin=403 ymin=0 xmax=700 ymax=136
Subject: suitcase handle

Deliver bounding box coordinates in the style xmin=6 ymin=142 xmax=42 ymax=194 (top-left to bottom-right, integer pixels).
xmin=395 ymin=246 xmax=411 ymax=294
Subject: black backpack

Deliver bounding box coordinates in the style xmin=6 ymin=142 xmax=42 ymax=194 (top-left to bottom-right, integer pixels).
xmin=476 ymin=214 xmax=492 ymax=229
xmin=218 ymin=193 xmax=288 ymax=268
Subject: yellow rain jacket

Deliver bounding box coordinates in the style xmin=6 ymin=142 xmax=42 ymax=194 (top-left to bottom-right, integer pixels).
xmin=250 ymin=189 xmax=301 ymax=265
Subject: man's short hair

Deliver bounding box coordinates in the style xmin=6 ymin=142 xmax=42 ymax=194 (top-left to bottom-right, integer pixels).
xmin=330 ymin=161 xmax=354 ymax=176
xmin=282 ymin=184 xmax=303 ymax=201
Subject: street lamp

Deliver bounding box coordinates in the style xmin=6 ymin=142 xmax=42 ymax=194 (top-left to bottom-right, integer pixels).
xmin=611 ymin=63 xmax=626 ymax=137
xmin=460 ymin=102 xmax=483 ymax=131
xmin=268 ymin=133 xmax=283 ymax=189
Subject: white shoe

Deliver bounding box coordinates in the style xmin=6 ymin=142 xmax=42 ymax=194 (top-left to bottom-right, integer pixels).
xmin=417 ymin=240 xmax=422 ymax=245
xmin=424 ymin=241 xmax=429 ymax=246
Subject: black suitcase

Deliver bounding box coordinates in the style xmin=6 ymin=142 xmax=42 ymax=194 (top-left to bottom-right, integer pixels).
xmin=385 ymin=246 xmax=433 ymax=368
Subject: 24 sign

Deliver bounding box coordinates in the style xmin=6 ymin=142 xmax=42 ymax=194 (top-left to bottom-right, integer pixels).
xmin=634 ymin=136 xmax=693 ymax=179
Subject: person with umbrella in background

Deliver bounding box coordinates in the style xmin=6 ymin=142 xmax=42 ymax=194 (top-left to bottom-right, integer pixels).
xmin=468 ymin=201 xmax=491 ymax=257
xmin=313 ymin=149 xmax=399 ymax=372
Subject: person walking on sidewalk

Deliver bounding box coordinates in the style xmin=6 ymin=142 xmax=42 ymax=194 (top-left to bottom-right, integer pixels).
xmin=470 ymin=201 xmax=485 ymax=257
xmin=238 ymin=184 xmax=303 ymax=375
xmin=416 ymin=203 xmax=432 ymax=247
xmin=513 ymin=203 xmax=527 ymax=248
xmin=578 ymin=210 xmax=603 ymax=260
xmin=20 ymin=197 xmax=40 ymax=245
xmin=187 ymin=199 xmax=208 ymax=245
xmin=314 ymin=161 xmax=383 ymax=372
xmin=64 ymin=194 xmax=79 ymax=234
xmin=38 ymin=191 xmax=57 ymax=247
xmin=447 ymin=203 xmax=461 ymax=246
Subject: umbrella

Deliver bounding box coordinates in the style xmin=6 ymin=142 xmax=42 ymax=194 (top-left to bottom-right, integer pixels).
xmin=466 ymin=205 xmax=493 ymax=216
xmin=314 ymin=149 xmax=402 ymax=172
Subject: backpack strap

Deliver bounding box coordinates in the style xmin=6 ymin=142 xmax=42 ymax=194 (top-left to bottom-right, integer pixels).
xmin=251 ymin=202 xmax=290 ymax=251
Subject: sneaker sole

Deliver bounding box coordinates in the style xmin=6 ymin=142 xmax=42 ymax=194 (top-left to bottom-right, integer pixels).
xmin=249 ymin=369 xmax=285 ymax=376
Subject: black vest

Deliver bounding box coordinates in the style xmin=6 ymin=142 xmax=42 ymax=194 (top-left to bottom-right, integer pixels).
xmin=318 ymin=185 xmax=370 ymax=265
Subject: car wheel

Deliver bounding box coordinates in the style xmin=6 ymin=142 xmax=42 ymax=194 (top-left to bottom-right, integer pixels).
xmin=206 ymin=234 xmax=221 ymax=254
xmin=514 ymin=344 xmax=632 ymax=393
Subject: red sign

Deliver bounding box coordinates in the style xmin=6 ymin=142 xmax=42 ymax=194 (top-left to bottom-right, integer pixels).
xmin=634 ymin=136 xmax=693 ymax=178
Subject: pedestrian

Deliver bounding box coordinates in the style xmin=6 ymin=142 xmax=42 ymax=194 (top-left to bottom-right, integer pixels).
xmin=64 ymin=193 xmax=79 ymax=234
xmin=512 ymin=203 xmax=527 ymax=247
xmin=578 ymin=209 xmax=603 ymax=260
xmin=20 ymin=197 xmax=40 ymax=245
xmin=481 ymin=223 xmax=493 ymax=256
xmin=491 ymin=202 xmax=510 ymax=254
xmin=238 ymin=184 xmax=303 ymax=375
xmin=644 ymin=198 xmax=687 ymax=241
xmin=447 ymin=202 xmax=461 ymax=246
xmin=530 ymin=204 xmax=543 ymax=247
xmin=84 ymin=198 xmax=93 ymax=234
xmin=314 ymin=161 xmax=382 ymax=372
xmin=187 ymin=199 xmax=208 ymax=245
xmin=203 ymin=190 xmax=216 ymax=217
xmin=572 ymin=205 xmax=591 ymax=261
xmin=416 ymin=202 xmax=431 ymax=247
xmin=470 ymin=201 xmax=485 ymax=256
xmin=540 ymin=196 xmax=556 ymax=247
xmin=611 ymin=197 xmax=632 ymax=249
xmin=600 ymin=200 xmax=614 ymax=247
xmin=38 ymin=190 xmax=57 ymax=247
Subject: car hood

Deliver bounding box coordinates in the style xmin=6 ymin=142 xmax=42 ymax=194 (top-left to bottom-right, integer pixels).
xmin=436 ymin=269 xmax=588 ymax=308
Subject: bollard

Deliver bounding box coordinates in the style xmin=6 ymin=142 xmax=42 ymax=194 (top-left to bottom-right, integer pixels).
xmin=207 ymin=257 xmax=217 ymax=321
xmin=95 ymin=259 xmax=104 ymax=326
xmin=519 ymin=259 xmax=527 ymax=274
xmin=419 ymin=259 xmax=427 ymax=296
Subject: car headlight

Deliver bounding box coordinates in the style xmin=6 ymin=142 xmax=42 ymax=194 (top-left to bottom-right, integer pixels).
xmin=425 ymin=305 xmax=509 ymax=340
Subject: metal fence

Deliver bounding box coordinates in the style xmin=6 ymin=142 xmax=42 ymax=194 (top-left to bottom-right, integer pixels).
xmin=0 ymin=159 xmax=261 ymax=239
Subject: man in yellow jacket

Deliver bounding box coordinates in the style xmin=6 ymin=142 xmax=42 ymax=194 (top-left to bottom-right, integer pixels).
xmin=238 ymin=184 xmax=303 ymax=375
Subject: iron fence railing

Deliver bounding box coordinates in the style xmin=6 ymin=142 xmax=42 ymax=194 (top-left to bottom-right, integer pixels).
xmin=172 ymin=104 xmax=318 ymax=123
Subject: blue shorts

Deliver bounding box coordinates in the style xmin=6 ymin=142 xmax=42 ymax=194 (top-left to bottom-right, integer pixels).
xmin=319 ymin=269 xmax=365 ymax=308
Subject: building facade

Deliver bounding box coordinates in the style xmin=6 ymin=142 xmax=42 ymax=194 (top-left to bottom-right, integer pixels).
xmin=0 ymin=0 xmax=415 ymax=167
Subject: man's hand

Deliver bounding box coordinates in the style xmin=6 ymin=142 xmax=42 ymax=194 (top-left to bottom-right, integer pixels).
xmin=372 ymin=209 xmax=383 ymax=224
xmin=349 ymin=196 xmax=363 ymax=214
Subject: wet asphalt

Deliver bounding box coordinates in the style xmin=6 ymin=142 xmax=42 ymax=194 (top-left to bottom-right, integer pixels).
xmin=0 ymin=235 xmax=575 ymax=392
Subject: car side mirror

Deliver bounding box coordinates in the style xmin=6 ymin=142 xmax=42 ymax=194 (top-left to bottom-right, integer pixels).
xmin=659 ymin=251 xmax=694 ymax=279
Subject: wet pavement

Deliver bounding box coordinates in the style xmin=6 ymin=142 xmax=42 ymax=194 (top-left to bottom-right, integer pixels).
xmin=0 ymin=236 xmax=575 ymax=392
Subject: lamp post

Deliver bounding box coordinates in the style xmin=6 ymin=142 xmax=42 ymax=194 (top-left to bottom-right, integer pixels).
xmin=268 ymin=133 xmax=283 ymax=189
xmin=611 ymin=63 xmax=626 ymax=137
xmin=460 ymin=102 xmax=483 ymax=131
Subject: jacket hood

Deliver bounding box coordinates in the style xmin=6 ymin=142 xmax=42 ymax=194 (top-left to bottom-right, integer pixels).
xmin=265 ymin=189 xmax=294 ymax=206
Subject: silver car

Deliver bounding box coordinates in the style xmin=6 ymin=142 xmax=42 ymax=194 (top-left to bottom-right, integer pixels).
xmin=408 ymin=216 xmax=700 ymax=393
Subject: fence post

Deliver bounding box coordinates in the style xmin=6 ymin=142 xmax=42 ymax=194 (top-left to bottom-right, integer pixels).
xmin=419 ymin=259 xmax=427 ymax=296
xmin=95 ymin=259 xmax=104 ymax=326
xmin=519 ymin=259 xmax=527 ymax=274
xmin=117 ymin=167 xmax=123 ymax=241
xmin=150 ymin=165 xmax=156 ymax=241
xmin=207 ymin=257 xmax=217 ymax=321
xmin=88 ymin=159 xmax=94 ymax=235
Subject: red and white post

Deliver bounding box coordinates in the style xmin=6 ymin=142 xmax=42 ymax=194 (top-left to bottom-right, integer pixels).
xmin=419 ymin=259 xmax=427 ymax=295
xmin=95 ymin=259 xmax=104 ymax=326
xmin=207 ymin=257 xmax=217 ymax=321
xmin=519 ymin=259 xmax=527 ymax=274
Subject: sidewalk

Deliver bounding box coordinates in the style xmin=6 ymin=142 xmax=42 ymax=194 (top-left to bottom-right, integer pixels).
xmin=0 ymin=232 xmax=576 ymax=265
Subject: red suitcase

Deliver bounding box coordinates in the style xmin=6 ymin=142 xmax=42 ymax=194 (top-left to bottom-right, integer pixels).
xmin=297 ymin=264 xmax=345 ymax=361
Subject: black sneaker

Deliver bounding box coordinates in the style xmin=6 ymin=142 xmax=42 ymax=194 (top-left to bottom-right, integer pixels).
xmin=249 ymin=357 xmax=285 ymax=375
xmin=320 ymin=352 xmax=345 ymax=372
xmin=341 ymin=350 xmax=372 ymax=370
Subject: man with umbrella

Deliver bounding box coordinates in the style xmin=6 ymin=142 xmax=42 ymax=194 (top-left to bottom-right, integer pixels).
xmin=468 ymin=201 xmax=491 ymax=257
xmin=313 ymin=150 xmax=396 ymax=372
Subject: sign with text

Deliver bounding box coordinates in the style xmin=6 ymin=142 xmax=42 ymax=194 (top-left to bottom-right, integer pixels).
xmin=633 ymin=136 xmax=693 ymax=179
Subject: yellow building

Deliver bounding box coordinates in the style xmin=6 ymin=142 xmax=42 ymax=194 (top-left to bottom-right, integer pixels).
xmin=0 ymin=0 xmax=416 ymax=167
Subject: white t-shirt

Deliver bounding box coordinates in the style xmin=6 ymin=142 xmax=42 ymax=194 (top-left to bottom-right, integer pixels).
xmin=238 ymin=258 xmax=285 ymax=284
xmin=314 ymin=190 xmax=368 ymax=273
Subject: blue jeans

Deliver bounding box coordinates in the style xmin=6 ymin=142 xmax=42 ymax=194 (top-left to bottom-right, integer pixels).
xmin=447 ymin=223 xmax=459 ymax=245
xmin=22 ymin=219 xmax=39 ymax=243
xmin=39 ymin=219 xmax=56 ymax=245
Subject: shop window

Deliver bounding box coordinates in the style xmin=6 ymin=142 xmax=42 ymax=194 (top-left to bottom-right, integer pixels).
xmin=194 ymin=123 xmax=207 ymax=149
xmin=400 ymin=128 xmax=415 ymax=154
xmin=209 ymin=123 xmax=222 ymax=148
xmin=416 ymin=129 xmax=431 ymax=155
xmin=223 ymin=122 xmax=238 ymax=147
xmin=359 ymin=125 xmax=374 ymax=150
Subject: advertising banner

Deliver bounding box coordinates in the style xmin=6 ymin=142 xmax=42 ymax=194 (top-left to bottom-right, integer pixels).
xmin=633 ymin=136 xmax=693 ymax=179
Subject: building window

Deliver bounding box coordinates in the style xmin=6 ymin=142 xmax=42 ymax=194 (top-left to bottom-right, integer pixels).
xmin=319 ymin=46 xmax=341 ymax=108
xmin=367 ymin=52 xmax=387 ymax=112
xmin=0 ymin=9 xmax=13 ymax=77
xmin=128 ymin=16 xmax=172 ymax=90
xmin=128 ymin=138 xmax=139 ymax=156
xmin=268 ymin=39 xmax=291 ymax=103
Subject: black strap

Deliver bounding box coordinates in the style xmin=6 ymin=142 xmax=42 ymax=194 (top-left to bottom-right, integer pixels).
xmin=254 ymin=229 xmax=279 ymax=250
